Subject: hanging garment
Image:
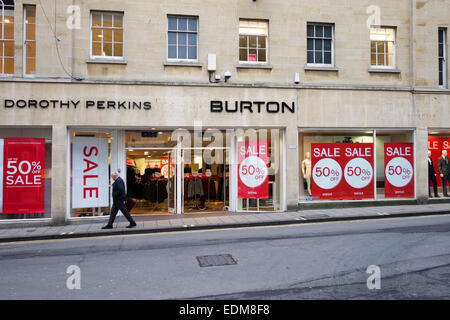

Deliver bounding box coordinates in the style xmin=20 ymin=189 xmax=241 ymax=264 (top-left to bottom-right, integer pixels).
xmin=202 ymin=178 xmax=217 ymax=201
xmin=187 ymin=179 xmax=204 ymax=198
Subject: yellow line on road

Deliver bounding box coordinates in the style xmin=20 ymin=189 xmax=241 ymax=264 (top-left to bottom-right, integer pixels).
xmin=1 ymin=213 xmax=450 ymax=247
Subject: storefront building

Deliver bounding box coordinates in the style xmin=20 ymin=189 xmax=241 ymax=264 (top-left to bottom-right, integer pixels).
xmin=0 ymin=0 xmax=449 ymax=226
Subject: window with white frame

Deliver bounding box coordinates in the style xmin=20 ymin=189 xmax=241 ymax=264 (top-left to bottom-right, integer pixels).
xmin=0 ymin=0 xmax=14 ymax=75
xmin=167 ymin=16 xmax=198 ymax=60
xmin=24 ymin=5 xmax=36 ymax=75
xmin=439 ymin=28 xmax=447 ymax=87
xmin=307 ymin=23 xmax=334 ymax=65
xmin=370 ymin=27 xmax=396 ymax=68
xmin=239 ymin=20 xmax=268 ymax=63
xmin=91 ymin=11 xmax=123 ymax=59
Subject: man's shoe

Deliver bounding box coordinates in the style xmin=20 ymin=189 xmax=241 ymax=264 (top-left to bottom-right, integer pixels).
xmin=126 ymin=223 xmax=137 ymax=228
xmin=102 ymin=225 xmax=113 ymax=229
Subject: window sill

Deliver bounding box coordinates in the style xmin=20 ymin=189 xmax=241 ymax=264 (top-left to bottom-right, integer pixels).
xmin=368 ymin=67 xmax=401 ymax=74
xmin=86 ymin=58 xmax=128 ymax=65
xmin=304 ymin=65 xmax=339 ymax=72
xmin=163 ymin=61 xmax=203 ymax=67
xmin=236 ymin=63 xmax=273 ymax=70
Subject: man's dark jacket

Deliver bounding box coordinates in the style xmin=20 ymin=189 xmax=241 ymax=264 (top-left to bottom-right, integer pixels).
xmin=112 ymin=176 xmax=127 ymax=202
xmin=437 ymin=156 xmax=450 ymax=176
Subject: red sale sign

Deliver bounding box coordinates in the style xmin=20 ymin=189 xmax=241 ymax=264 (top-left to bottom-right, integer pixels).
xmin=238 ymin=140 xmax=269 ymax=199
xmin=1 ymin=138 xmax=45 ymax=214
xmin=384 ymin=143 xmax=414 ymax=198
xmin=311 ymin=143 xmax=374 ymax=200
xmin=160 ymin=157 xmax=174 ymax=178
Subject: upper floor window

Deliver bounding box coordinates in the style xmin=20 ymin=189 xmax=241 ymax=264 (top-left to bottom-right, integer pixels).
xmin=370 ymin=27 xmax=396 ymax=68
xmin=24 ymin=5 xmax=36 ymax=76
xmin=0 ymin=0 xmax=14 ymax=75
xmin=239 ymin=20 xmax=268 ymax=63
xmin=91 ymin=11 xmax=123 ymax=59
xmin=307 ymin=23 xmax=334 ymax=66
xmin=167 ymin=16 xmax=198 ymax=60
xmin=439 ymin=28 xmax=447 ymax=87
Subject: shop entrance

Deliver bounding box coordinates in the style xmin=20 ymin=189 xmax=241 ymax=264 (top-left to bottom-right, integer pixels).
xmin=125 ymin=131 xmax=230 ymax=215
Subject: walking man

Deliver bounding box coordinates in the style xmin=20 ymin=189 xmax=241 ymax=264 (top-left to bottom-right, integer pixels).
xmin=102 ymin=171 xmax=137 ymax=229
xmin=437 ymin=150 xmax=450 ymax=197
xmin=428 ymin=151 xmax=439 ymax=198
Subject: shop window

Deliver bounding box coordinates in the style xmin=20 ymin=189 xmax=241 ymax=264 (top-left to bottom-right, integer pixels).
xmin=237 ymin=129 xmax=283 ymax=211
xmin=375 ymin=130 xmax=414 ymax=199
xmin=0 ymin=127 xmax=52 ymax=220
xmin=428 ymin=130 xmax=450 ymax=198
xmin=167 ymin=16 xmax=198 ymax=60
xmin=239 ymin=20 xmax=268 ymax=63
xmin=125 ymin=130 xmax=230 ymax=214
xmin=370 ymin=27 xmax=396 ymax=68
xmin=24 ymin=5 xmax=36 ymax=76
xmin=91 ymin=11 xmax=124 ymax=59
xmin=70 ymin=132 xmax=111 ymax=218
xmin=298 ymin=129 xmax=415 ymax=202
xmin=0 ymin=0 xmax=14 ymax=75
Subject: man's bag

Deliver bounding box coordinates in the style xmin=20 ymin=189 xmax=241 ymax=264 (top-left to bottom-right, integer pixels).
xmin=126 ymin=198 xmax=136 ymax=212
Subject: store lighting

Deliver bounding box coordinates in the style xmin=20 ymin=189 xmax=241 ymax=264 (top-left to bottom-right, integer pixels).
xmin=129 ymin=149 xmax=134 ymax=152
xmin=144 ymin=151 xmax=149 ymax=155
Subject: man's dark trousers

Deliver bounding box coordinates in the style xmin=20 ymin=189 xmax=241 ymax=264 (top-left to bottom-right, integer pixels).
xmin=429 ymin=173 xmax=438 ymax=197
xmin=107 ymin=200 xmax=136 ymax=226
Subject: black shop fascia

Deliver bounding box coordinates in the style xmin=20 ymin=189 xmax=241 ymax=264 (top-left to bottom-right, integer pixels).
xmin=3 ymin=99 xmax=152 ymax=111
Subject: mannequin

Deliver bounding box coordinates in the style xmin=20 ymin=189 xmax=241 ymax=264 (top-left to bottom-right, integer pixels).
xmin=428 ymin=151 xmax=438 ymax=198
xmin=302 ymin=152 xmax=312 ymax=196
xmin=437 ymin=150 xmax=450 ymax=197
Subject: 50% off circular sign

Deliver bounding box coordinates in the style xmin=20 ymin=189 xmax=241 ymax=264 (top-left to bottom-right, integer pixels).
xmin=239 ymin=156 xmax=268 ymax=188
xmin=385 ymin=157 xmax=413 ymax=187
xmin=344 ymin=158 xmax=373 ymax=189
xmin=312 ymin=159 xmax=342 ymax=190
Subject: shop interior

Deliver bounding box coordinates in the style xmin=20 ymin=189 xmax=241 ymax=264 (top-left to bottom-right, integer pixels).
xmin=125 ymin=130 xmax=229 ymax=215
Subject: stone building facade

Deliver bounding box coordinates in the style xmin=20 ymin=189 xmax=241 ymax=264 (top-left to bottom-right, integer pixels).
xmin=0 ymin=0 xmax=449 ymax=226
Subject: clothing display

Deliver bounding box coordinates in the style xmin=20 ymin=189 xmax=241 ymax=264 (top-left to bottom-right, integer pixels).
xmin=186 ymin=178 xmax=204 ymax=199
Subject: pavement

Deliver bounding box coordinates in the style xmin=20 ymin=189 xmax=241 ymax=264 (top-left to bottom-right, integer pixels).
xmin=0 ymin=203 xmax=449 ymax=243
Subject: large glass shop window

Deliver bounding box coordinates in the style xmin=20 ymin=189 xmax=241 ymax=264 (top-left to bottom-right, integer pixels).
xmin=375 ymin=130 xmax=414 ymax=199
xmin=70 ymin=132 xmax=111 ymax=217
xmin=428 ymin=130 xmax=450 ymax=199
xmin=298 ymin=130 xmax=415 ymax=202
xmin=237 ymin=129 xmax=283 ymax=211
xmin=299 ymin=130 xmax=375 ymax=201
xmin=0 ymin=127 xmax=52 ymax=220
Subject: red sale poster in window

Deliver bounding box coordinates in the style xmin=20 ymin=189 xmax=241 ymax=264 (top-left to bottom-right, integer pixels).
xmin=160 ymin=157 xmax=174 ymax=178
xmin=238 ymin=140 xmax=269 ymax=199
xmin=384 ymin=143 xmax=414 ymax=198
xmin=311 ymin=143 xmax=374 ymax=200
xmin=1 ymin=138 xmax=45 ymax=214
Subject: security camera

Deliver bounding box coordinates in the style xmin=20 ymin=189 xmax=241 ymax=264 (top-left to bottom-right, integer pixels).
xmin=224 ymin=71 xmax=232 ymax=82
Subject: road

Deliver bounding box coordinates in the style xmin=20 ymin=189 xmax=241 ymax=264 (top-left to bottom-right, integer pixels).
xmin=0 ymin=214 xmax=449 ymax=299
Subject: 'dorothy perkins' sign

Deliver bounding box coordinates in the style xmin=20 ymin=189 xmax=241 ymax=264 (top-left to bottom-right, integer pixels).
xmin=2 ymin=99 xmax=152 ymax=110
